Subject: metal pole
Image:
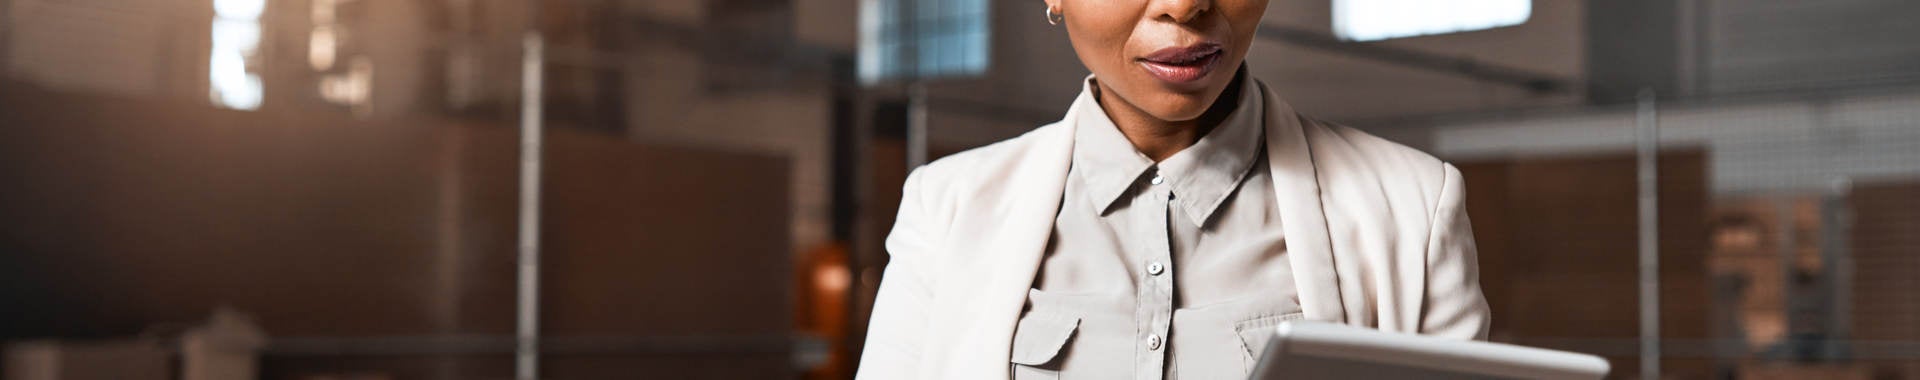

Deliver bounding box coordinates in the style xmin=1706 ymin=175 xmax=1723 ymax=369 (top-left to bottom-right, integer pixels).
xmin=900 ymin=0 xmax=927 ymax=169
xmin=1635 ymin=88 xmax=1661 ymax=380
xmin=515 ymin=31 xmax=545 ymax=380
xmin=1820 ymin=178 xmax=1854 ymax=360
xmin=1 ymin=0 xmax=10 ymax=72
xmin=906 ymin=81 xmax=928 ymax=168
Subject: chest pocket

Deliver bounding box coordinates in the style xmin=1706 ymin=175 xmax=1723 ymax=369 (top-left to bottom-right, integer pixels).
xmin=1009 ymin=312 xmax=1079 ymax=380
xmin=1233 ymin=312 xmax=1305 ymax=372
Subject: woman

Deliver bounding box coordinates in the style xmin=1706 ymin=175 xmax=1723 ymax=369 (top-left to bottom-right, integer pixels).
xmin=857 ymin=0 xmax=1490 ymax=378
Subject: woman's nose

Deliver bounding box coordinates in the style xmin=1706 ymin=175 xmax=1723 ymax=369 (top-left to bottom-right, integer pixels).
xmin=1150 ymin=0 xmax=1211 ymax=23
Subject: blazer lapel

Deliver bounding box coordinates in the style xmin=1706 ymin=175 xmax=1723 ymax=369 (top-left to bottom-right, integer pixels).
xmin=936 ymin=98 xmax=1079 ymax=380
xmin=1257 ymin=81 xmax=1347 ymax=323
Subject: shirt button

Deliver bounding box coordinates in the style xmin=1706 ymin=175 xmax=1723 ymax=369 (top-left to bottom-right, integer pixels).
xmin=1146 ymin=262 xmax=1165 ymax=276
xmin=1150 ymin=174 xmax=1165 ymax=185
xmin=1147 ymin=334 xmax=1163 ymax=350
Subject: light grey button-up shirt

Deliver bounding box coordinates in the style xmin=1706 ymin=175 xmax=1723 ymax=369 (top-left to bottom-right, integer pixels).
xmin=1010 ymin=74 xmax=1302 ymax=380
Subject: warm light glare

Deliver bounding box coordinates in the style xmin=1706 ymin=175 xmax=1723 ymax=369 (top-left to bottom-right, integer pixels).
xmin=214 ymin=0 xmax=266 ymax=20
xmin=210 ymin=15 xmax=264 ymax=110
xmin=309 ymin=26 xmax=337 ymax=70
xmin=1334 ymin=0 xmax=1530 ymax=42
xmin=815 ymin=264 xmax=851 ymax=294
xmin=319 ymin=56 xmax=374 ymax=116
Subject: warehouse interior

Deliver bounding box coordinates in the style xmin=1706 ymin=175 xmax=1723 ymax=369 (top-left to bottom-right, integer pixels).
xmin=2 ymin=0 xmax=1918 ymax=379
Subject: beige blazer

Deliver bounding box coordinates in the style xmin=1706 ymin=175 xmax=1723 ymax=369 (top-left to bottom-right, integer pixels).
xmin=856 ymin=80 xmax=1491 ymax=380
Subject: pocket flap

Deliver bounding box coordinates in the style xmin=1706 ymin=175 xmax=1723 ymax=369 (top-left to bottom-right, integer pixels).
xmin=1234 ymin=313 xmax=1304 ymax=359
xmin=1010 ymin=312 xmax=1080 ymax=366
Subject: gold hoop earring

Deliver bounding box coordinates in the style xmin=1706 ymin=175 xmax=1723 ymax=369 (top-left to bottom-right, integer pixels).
xmin=1045 ymin=6 xmax=1064 ymax=25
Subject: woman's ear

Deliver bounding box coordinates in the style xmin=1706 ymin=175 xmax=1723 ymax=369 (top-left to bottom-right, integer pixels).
xmin=1043 ymin=0 xmax=1064 ymax=25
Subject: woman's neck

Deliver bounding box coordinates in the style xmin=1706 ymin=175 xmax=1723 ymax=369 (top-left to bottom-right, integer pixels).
xmin=1093 ymin=71 xmax=1245 ymax=162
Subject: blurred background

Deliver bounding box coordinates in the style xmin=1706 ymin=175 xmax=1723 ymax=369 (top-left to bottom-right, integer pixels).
xmin=1 ymin=0 xmax=1918 ymax=379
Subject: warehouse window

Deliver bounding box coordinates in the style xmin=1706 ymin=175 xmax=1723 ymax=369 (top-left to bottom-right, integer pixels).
xmin=859 ymin=0 xmax=989 ymax=83
xmin=1333 ymin=0 xmax=1530 ymax=42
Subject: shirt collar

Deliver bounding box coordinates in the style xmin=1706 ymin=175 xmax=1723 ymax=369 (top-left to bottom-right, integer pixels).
xmin=1070 ymin=70 xmax=1266 ymax=227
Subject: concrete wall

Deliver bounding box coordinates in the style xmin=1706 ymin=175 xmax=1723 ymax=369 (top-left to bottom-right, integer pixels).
xmin=1417 ymin=88 xmax=1920 ymax=195
xmin=1700 ymin=0 xmax=1920 ymax=94
xmin=1254 ymin=0 xmax=1587 ymax=121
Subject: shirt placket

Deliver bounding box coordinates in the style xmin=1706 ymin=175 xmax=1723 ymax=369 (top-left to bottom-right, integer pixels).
xmin=1134 ymin=167 xmax=1175 ymax=380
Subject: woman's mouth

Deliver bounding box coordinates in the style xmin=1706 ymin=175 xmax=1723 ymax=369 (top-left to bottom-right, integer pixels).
xmin=1137 ymin=43 xmax=1224 ymax=85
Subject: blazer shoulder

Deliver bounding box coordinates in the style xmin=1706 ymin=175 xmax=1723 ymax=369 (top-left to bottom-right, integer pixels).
xmin=1299 ymin=117 xmax=1457 ymax=202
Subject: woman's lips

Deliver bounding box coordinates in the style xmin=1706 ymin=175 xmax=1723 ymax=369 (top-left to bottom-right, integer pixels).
xmin=1137 ymin=43 xmax=1223 ymax=85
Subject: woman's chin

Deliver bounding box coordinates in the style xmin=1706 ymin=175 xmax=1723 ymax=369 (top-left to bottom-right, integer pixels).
xmin=1141 ymin=98 xmax=1215 ymax=122
xmin=1128 ymin=80 xmax=1233 ymax=122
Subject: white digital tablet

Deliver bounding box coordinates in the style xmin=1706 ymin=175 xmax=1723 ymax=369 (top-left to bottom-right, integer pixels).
xmin=1250 ymin=321 xmax=1609 ymax=380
